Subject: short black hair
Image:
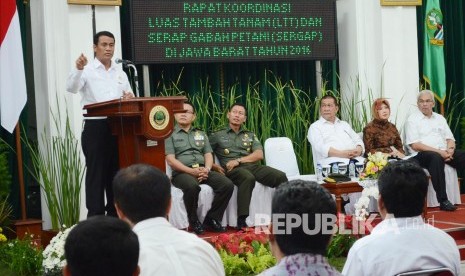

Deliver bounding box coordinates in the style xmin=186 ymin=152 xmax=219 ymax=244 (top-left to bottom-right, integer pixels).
xmin=229 ymin=102 xmax=247 ymax=116
xmin=378 ymin=160 xmax=428 ymax=217
xmin=93 ymin=31 xmax=115 ymax=45
xmin=184 ymin=101 xmax=196 ymax=113
xmin=113 ymin=164 xmax=171 ymax=223
xmin=65 ymin=216 xmax=139 ymax=276
xmin=272 ymin=180 xmax=336 ymax=256
xmin=320 ymin=94 xmax=339 ymax=107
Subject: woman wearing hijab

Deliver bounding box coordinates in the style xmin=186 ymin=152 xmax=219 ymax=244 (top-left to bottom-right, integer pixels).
xmin=363 ymin=98 xmax=405 ymax=159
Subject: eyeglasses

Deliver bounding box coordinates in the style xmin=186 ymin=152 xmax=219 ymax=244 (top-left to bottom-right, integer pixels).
xmin=418 ymin=99 xmax=434 ymax=104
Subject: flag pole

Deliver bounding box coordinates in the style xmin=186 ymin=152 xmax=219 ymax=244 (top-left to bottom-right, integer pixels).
xmin=15 ymin=123 xmax=26 ymax=220
xmin=12 ymin=123 xmax=42 ymax=242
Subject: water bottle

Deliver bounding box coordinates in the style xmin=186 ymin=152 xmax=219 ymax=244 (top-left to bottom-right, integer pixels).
xmin=349 ymin=160 xmax=356 ymax=178
xmin=332 ymin=163 xmax=339 ymax=174
xmin=316 ymin=163 xmax=323 ymax=181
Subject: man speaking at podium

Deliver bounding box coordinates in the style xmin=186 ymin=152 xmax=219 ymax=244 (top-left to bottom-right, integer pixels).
xmin=66 ymin=31 xmax=134 ymax=218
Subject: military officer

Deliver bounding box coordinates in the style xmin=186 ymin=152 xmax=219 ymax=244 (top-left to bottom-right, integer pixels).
xmin=209 ymin=103 xmax=288 ymax=229
xmin=165 ymin=102 xmax=234 ymax=234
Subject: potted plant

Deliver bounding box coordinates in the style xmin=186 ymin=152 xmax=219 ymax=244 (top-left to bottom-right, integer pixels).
xmin=23 ymin=105 xmax=85 ymax=231
xmin=210 ymin=228 xmax=276 ymax=275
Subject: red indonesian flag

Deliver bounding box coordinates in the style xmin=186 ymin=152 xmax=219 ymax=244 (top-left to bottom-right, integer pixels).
xmin=0 ymin=0 xmax=27 ymax=133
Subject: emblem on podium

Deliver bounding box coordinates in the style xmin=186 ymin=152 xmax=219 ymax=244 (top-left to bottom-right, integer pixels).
xmin=149 ymin=105 xmax=169 ymax=130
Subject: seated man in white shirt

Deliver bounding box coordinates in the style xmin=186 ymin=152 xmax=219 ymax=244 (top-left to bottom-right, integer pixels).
xmin=308 ymin=95 xmax=364 ymax=168
xmin=343 ymin=161 xmax=460 ymax=276
xmin=113 ymin=164 xmax=225 ymax=276
xmin=405 ymin=90 xmax=465 ymax=211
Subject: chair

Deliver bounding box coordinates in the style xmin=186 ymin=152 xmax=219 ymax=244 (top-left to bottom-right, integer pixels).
xmin=214 ymin=155 xmax=275 ymax=227
xmin=167 ymin=159 xmax=275 ymax=229
xmin=395 ymin=267 xmax=454 ymax=276
xmin=264 ymin=137 xmax=316 ymax=182
xmin=309 ymin=138 xmax=363 ymax=214
xmin=425 ymin=165 xmax=461 ymax=207
xmin=401 ymin=130 xmax=461 ymax=208
xmin=165 ymin=162 xmax=216 ymax=229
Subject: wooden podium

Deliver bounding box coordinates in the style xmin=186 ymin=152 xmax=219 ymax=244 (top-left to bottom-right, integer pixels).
xmin=84 ymin=96 xmax=186 ymax=171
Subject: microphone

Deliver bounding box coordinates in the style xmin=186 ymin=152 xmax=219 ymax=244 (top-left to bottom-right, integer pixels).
xmin=116 ymin=58 xmax=140 ymax=97
xmin=115 ymin=58 xmax=133 ymax=65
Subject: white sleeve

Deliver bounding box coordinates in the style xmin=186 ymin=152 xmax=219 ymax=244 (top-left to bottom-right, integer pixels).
xmin=66 ymin=68 xmax=84 ymax=94
xmin=308 ymin=123 xmax=330 ymax=159
xmin=440 ymin=116 xmax=455 ymax=141
xmin=343 ymin=122 xmax=364 ymax=153
xmin=120 ymin=70 xmax=133 ymax=93
xmin=404 ymin=117 xmax=421 ymax=145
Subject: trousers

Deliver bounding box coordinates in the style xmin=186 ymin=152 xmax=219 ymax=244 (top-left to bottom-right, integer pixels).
xmin=412 ymin=150 xmax=465 ymax=202
xmin=172 ymin=171 xmax=234 ymax=222
xmin=81 ymin=119 xmax=119 ymax=217
xmin=226 ymin=163 xmax=287 ymax=217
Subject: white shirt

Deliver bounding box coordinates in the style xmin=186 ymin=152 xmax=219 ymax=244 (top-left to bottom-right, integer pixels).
xmin=404 ymin=111 xmax=455 ymax=155
xmin=66 ymin=58 xmax=132 ymax=111
xmin=133 ymin=217 xmax=225 ymax=276
xmin=342 ymin=216 xmax=460 ymax=276
xmin=308 ymin=117 xmax=364 ymax=165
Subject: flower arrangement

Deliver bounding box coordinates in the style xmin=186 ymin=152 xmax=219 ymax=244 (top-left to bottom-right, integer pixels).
xmin=0 ymin=227 xmax=6 ymax=242
xmin=355 ymin=152 xmax=386 ymax=220
xmin=359 ymin=152 xmax=388 ymax=180
xmin=354 ymin=185 xmax=380 ymax=220
xmin=210 ymin=228 xmax=276 ymax=276
xmin=0 ymin=233 xmax=43 ymax=276
xmin=42 ymin=225 xmax=75 ymax=276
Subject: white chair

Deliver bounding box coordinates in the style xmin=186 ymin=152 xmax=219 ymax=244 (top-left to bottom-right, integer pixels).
xmin=167 ymin=159 xmax=275 ymax=229
xmin=215 ymin=155 xmax=275 ymax=227
xmin=425 ymin=165 xmax=461 ymax=207
xmin=264 ymin=137 xmax=316 ymax=182
xmin=309 ymin=138 xmax=362 ymax=214
xmin=166 ymin=162 xmax=216 ymax=229
xmin=402 ymin=131 xmax=461 ymax=208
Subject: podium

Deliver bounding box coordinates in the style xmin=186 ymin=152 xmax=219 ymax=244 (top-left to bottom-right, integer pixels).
xmin=84 ymin=96 xmax=186 ymax=171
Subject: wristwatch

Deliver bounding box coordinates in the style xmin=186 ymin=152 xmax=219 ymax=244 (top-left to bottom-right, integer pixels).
xmin=236 ymin=158 xmax=242 ymax=164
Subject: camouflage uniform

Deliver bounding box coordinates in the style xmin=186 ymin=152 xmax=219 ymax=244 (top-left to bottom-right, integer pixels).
xmin=209 ymin=126 xmax=287 ymax=217
xmin=165 ymin=125 xmax=234 ymax=224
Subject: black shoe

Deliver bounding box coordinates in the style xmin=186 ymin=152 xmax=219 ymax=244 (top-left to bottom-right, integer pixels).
xmin=440 ymin=200 xmax=457 ymax=211
xmin=190 ymin=220 xmax=205 ymax=235
xmin=237 ymin=216 xmax=248 ymax=230
xmin=203 ymin=217 xmax=226 ymax=232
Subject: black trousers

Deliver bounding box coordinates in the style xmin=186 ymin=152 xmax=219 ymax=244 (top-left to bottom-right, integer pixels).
xmin=81 ymin=119 xmax=119 ymax=217
xmin=226 ymin=163 xmax=288 ymax=217
xmin=172 ymin=171 xmax=234 ymax=223
xmin=412 ymin=150 xmax=465 ymax=203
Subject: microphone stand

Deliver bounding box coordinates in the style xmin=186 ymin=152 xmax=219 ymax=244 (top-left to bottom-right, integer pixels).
xmin=126 ymin=63 xmax=140 ymax=97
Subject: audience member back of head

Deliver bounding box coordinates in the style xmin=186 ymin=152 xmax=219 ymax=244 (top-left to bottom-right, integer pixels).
xmin=113 ymin=163 xmax=171 ymax=224
xmin=64 ymin=215 xmax=140 ymax=276
xmin=378 ymin=160 xmax=428 ymax=218
xmin=259 ymin=180 xmax=341 ymax=276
